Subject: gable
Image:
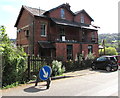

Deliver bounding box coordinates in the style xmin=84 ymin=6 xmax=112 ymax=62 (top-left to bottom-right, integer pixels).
xmin=44 ymin=3 xmax=75 ymax=21
xmin=15 ymin=5 xmax=46 ymax=27
xmin=74 ymin=9 xmax=94 ymax=24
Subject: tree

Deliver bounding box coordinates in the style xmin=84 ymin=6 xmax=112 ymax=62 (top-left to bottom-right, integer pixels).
xmin=0 ymin=26 xmax=27 ymax=87
xmin=99 ymin=47 xmax=118 ymax=55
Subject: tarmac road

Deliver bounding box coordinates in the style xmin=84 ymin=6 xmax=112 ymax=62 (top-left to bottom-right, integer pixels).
xmin=2 ymin=69 xmax=118 ymax=96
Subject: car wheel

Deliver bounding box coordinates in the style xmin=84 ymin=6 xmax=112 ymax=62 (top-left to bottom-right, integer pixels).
xmin=106 ymin=66 xmax=111 ymax=72
xmin=114 ymin=67 xmax=118 ymax=71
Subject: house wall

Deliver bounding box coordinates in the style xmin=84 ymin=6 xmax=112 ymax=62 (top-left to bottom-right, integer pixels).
xmin=16 ymin=9 xmax=34 ymax=55
xmin=82 ymin=44 xmax=99 ymax=58
xmin=33 ymin=17 xmax=50 ymax=55
xmin=55 ymin=42 xmax=81 ymax=61
xmin=55 ymin=43 xmax=67 ymax=60
xmin=74 ymin=13 xmax=91 ymax=24
xmin=93 ymin=44 xmax=99 ymax=57
xmin=48 ymin=7 xmax=74 ymax=21
xmin=17 ymin=9 xmax=32 ymax=45
xmin=16 ymin=5 xmax=99 ymax=59
xmin=34 ymin=17 xmax=49 ymax=42
xmin=73 ymin=43 xmax=80 ymax=60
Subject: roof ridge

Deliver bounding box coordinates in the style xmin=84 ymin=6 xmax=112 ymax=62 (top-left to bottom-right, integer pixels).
xmin=74 ymin=9 xmax=84 ymax=14
xmin=22 ymin=5 xmax=46 ymax=12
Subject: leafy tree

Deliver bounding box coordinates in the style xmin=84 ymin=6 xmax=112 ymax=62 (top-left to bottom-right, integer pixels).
xmin=99 ymin=47 xmax=118 ymax=55
xmin=0 ymin=26 xmax=27 ymax=87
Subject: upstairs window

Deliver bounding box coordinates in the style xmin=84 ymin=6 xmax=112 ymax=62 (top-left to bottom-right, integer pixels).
xmin=80 ymin=13 xmax=84 ymax=23
xmin=61 ymin=8 xmax=65 ymax=19
xmin=25 ymin=30 xmax=29 ymax=37
xmin=92 ymin=32 xmax=95 ymax=38
xmin=40 ymin=23 xmax=47 ymax=37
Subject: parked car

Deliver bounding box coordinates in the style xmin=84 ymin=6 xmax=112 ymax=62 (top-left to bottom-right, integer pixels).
xmin=115 ymin=55 xmax=120 ymax=69
xmin=91 ymin=56 xmax=118 ymax=71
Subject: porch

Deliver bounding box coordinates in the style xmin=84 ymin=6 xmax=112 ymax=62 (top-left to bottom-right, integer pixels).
xmin=47 ymin=33 xmax=98 ymax=43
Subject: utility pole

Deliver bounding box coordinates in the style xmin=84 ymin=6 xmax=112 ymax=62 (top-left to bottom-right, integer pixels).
xmin=102 ymin=39 xmax=105 ymax=55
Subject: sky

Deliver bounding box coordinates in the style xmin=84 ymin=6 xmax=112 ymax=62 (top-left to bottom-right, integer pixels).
xmin=0 ymin=0 xmax=119 ymax=39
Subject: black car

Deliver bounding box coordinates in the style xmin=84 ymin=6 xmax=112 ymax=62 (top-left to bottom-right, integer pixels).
xmin=91 ymin=56 xmax=118 ymax=71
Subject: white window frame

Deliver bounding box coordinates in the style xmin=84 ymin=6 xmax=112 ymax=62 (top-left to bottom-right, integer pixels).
xmin=80 ymin=13 xmax=84 ymax=23
xmin=40 ymin=23 xmax=47 ymax=37
xmin=61 ymin=8 xmax=65 ymax=19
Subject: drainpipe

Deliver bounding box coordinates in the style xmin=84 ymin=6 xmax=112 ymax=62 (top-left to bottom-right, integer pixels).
xmin=32 ymin=21 xmax=34 ymax=55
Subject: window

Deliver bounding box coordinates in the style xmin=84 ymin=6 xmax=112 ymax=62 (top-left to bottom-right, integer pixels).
xmin=25 ymin=30 xmax=29 ymax=37
xmin=61 ymin=8 xmax=65 ymax=19
xmin=91 ymin=32 xmax=96 ymax=42
xmin=41 ymin=23 xmax=47 ymax=36
xmin=88 ymin=45 xmax=93 ymax=54
xmin=60 ymin=27 xmax=65 ymax=41
xmin=67 ymin=45 xmax=73 ymax=60
xmin=82 ymin=32 xmax=85 ymax=39
xmin=80 ymin=13 xmax=84 ymax=23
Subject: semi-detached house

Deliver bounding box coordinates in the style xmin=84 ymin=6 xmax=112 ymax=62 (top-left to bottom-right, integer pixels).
xmin=15 ymin=3 xmax=99 ymax=61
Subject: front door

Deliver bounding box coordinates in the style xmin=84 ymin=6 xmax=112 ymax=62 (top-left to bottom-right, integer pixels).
xmin=67 ymin=45 xmax=73 ymax=60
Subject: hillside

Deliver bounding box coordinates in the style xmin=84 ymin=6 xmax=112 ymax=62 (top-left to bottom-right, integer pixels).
xmin=98 ymin=33 xmax=118 ymax=43
xmin=98 ymin=33 xmax=119 ymax=53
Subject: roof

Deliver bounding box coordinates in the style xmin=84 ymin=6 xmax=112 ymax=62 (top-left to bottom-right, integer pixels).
xmin=15 ymin=4 xmax=95 ymax=27
xmin=51 ymin=18 xmax=89 ymax=27
xmin=23 ymin=5 xmax=46 ymax=16
xmin=75 ymin=9 xmax=94 ymax=21
xmin=43 ymin=3 xmax=75 ymax=16
xmin=38 ymin=41 xmax=55 ymax=49
xmin=81 ymin=25 xmax=98 ymax=31
xmin=14 ymin=5 xmax=46 ymax=27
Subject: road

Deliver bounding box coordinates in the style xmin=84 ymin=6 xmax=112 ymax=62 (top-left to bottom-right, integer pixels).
xmin=2 ymin=69 xmax=118 ymax=96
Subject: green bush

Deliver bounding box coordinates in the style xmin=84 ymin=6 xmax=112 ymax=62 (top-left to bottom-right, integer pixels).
xmin=84 ymin=53 xmax=96 ymax=68
xmin=0 ymin=26 xmax=27 ymax=87
xmin=51 ymin=60 xmax=65 ymax=76
xmin=99 ymin=47 xmax=118 ymax=55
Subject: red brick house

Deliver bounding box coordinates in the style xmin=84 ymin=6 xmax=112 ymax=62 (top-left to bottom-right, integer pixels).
xmin=15 ymin=3 xmax=99 ymax=61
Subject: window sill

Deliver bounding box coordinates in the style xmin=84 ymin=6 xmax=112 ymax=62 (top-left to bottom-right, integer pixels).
xmin=41 ymin=35 xmax=47 ymax=37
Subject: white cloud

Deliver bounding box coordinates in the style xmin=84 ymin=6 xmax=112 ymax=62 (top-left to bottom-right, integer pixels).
xmin=1 ymin=5 xmax=18 ymax=13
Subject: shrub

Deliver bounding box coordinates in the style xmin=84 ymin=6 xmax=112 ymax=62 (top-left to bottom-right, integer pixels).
xmin=51 ymin=60 xmax=65 ymax=76
xmin=0 ymin=26 xmax=27 ymax=87
xmin=65 ymin=60 xmax=77 ymax=71
xmin=85 ymin=52 xmax=96 ymax=60
xmin=84 ymin=53 xmax=96 ymax=68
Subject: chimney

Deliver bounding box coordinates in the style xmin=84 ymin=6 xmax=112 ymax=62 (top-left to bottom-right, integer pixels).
xmin=65 ymin=3 xmax=71 ymax=10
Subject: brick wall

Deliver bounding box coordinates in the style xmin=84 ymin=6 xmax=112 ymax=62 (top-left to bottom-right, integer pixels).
xmin=49 ymin=7 xmax=74 ymax=21
xmin=82 ymin=44 xmax=99 ymax=58
xmin=55 ymin=43 xmax=67 ymax=60
xmin=74 ymin=13 xmax=91 ymax=24
xmin=73 ymin=43 xmax=80 ymax=60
